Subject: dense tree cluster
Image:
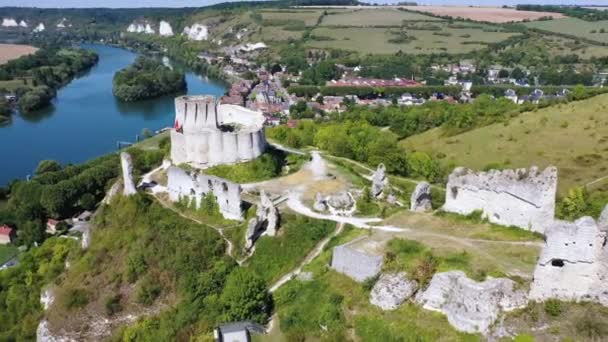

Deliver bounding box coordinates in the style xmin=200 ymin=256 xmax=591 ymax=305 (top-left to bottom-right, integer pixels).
xmin=0 ymin=97 xmax=10 ymax=122
xmin=516 ymin=5 xmax=608 ymax=21
xmin=112 ymin=56 xmax=186 ymax=102
xmin=0 ymin=47 xmax=98 ymax=113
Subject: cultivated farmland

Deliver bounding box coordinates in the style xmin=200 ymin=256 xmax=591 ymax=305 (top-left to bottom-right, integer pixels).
xmin=320 ymin=8 xmax=442 ymax=26
xmin=0 ymin=43 xmax=37 ymax=64
xmin=401 ymin=94 xmax=608 ymax=194
xmin=260 ymin=9 xmax=325 ymax=26
xmin=524 ymin=18 xmax=608 ymax=44
xmin=401 ymin=6 xmax=565 ymax=23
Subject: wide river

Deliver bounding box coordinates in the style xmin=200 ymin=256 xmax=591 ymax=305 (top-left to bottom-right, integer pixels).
xmin=0 ymin=44 xmax=225 ymax=185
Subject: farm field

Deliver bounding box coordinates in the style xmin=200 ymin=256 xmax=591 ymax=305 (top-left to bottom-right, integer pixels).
xmin=0 ymin=43 xmax=37 ymax=64
xmin=320 ymin=8 xmax=442 ymax=26
xmin=306 ymin=25 xmax=518 ymax=55
xmin=401 ymin=93 xmax=608 ymax=195
xmin=401 ymin=5 xmax=565 ymax=23
xmin=524 ymin=18 xmax=608 ymax=44
xmin=260 ymin=9 xmax=325 ymax=26
xmin=254 ymin=25 xmax=303 ymax=42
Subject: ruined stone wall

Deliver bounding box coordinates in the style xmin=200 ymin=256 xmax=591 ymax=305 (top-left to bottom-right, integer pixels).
xmin=120 ymin=152 xmax=137 ymax=196
xmin=530 ymin=217 xmax=608 ymax=304
xmin=170 ymin=95 xmax=266 ymax=168
xmin=331 ymin=237 xmax=383 ymax=282
xmin=443 ymin=166 xmax=557 ymax=233
xmin=166 ymin=166 xmax=243 ymax=220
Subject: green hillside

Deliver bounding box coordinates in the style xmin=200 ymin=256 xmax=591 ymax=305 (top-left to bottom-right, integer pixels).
xmin=401 ymin=93 xmax=608 ymax=194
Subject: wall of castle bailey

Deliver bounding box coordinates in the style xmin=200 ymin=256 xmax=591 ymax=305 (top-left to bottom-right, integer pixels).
xmin=443 ymin=166 xmax=557 ymax=233
xmin=530 ymin=217 xmax=608 ymax=304
xmin=170 ymin=95 xmax=267 ymax=168
xmin=166 ymin=166 xmax=243 ymax=220
xmin=331 ymin=236 xmax=385 ymax=282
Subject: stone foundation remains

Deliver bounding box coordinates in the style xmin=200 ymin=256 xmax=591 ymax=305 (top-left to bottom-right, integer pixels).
xmin=120 ymin=152 xmax=137 ymax=196
xmin=410 ymin=182 xmax=432 ymax=212
xmin=443 ymin=166 xmax=557 ymax=233
xmin=415 ymin=270 xmax=528 ymax=334
xmin=170 ymin=95 xmax=267 ymax=168
xmin=166 ymin=166 xmax=243 ymax=220
xmin=529 ymin=216 xmax=608 ymax=304
xmin=370 ymin=272 xmax=417 ymax=310
xmin=331 ymin=236 xmax=385 ymax=282
xmin=245 ymin=190 xmax=279 ymax=250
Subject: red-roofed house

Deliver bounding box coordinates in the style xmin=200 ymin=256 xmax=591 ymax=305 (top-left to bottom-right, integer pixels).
xmin=0 ymin=225 xmax=15 ymax=245
xmin=46 ymin=219 xmax=59 ymax=234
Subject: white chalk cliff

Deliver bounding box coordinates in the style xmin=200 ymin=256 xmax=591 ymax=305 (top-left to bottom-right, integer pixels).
xmin=33 ymin=23 xmax=45 ymax=32
xmin=127 ymin=21 xmax=155 ymax=34
xmin=19 ymin=20 xmax=28 ymax=28
xmin=183 ymin=23 xmax=209 ymax=41
xmin=2 ymin=18 xmax=18 ymax=27
xmin=159 ymin=20 xmax=174 ymax=36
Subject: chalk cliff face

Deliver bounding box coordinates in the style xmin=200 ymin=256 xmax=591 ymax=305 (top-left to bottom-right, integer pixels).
xmin=530 ymin=217 xmax=608 ymax=305
xmin=33 ymin=23 xmax=45 ymax=32
xmin=415 ymin=271 xmax=528 ymax=334
xmin=183 ymin=23 xmax=209 ymax=40
xmin=120 ymin=152 xmax=137 ymax=196
xmin=19 ymin=20 xmax=28 ymax=28
xmin=127 ymin=20 xmax=155 ymax=34
xmin=166 ymin=166 xmax=243 ymax=220
xmin=170 ymin=95 xmax=267 ymax=168
xmin=443 ymin=166 xmax=557 ymax=233
xmin=1 ymin=18 xmax=18 ymax=27
xmin=159 ymin=20 xmax=174 ymax=36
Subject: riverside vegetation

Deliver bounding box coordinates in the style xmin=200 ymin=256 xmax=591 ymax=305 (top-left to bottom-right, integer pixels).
xmin=112 ymin=56 xmax=186 ymax=102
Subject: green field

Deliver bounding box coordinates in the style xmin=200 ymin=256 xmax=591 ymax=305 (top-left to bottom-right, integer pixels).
xmin=255 ymin=26 xmax=304 ymax=42
xmin=0 ymin=245 xmax=18 ymax=265
xmin=260 ymin=9 xmax=325 ymax=26
xmin=320 ymin=8 xmax=442 ymax=26
xmin=524 ymin=18 xmax=608 ymax=44
xmin=306 ymin=25 xmax=518 ymax=54
xmin=401 ymin=93 xmax=608 ymax=195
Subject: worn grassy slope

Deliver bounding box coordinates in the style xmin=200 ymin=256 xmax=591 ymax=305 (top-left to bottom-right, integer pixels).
xmin=401 ymin=93 xmax=608 ymax=195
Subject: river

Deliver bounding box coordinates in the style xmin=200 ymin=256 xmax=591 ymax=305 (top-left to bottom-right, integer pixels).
xmin=0 ymin=44 xmax=225 ymax=185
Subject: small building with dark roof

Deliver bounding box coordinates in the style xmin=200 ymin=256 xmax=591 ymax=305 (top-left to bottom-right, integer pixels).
xmin=214 ymin=321 xmax=266 ymax=342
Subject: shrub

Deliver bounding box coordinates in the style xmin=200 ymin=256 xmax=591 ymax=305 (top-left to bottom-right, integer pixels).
xmin=64 ymin=288 xmax=90 ymax=309
xmin=544 ymin=299 xmax=563 ymax=317
xmin=104 ymin=294 xmax=123 ymax=316
xmin=136 ymin=276 xmax=161 ymax=306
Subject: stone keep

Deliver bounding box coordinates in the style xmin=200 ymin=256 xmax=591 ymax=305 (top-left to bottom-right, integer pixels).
xmin=166 ymin=166 xmax=243 ymax=220
xmin=331 ymin=236 xmax=384 ymax=282
xmin=443 ymin=166 xmax=557 ymax=233
xmin=171 ymin=95 xmax=267 ymax=168
xmin=120 ymin=152 xmax=137 ymax=196
xmin=415 ymin=271 xmax=528 ymax=334
xmin=529 ymin=217 xmax=608 ymax=305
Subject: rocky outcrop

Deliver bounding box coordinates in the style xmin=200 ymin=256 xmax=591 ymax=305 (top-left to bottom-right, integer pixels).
xmin=56 ymin=18 xmax=69 ymax=28
xmin=371 ymin=163 xmax=388 ymax=197
xmin=19 ymin=20 xmax=28 ymax=28
xmin=529 ymin=217 xmax=608 ymax=305
xmin=37 ymin=320 xmax=74 ymax=342
xmin=415 ymin=271 xmax=527 ymax=334
xmin=1 ymin=18 xmax=18 ymax=27
xmin=410 ymin=182 xmax=432 ymax=212
xmin=443 ymin=166 xmax=557 ymax=233
xmin=158 ymin=20 xmax=174 ymax=36
xmin=40 ymin=287 xmax=54 ymax=310
xmin=33 ymin=23 xmax=45 ymax=32
xmin=167 ymin=166 xmax=243 ymax=220
xmin=245 ymin=190 xmax=279 ymax=250
xmin=370 ymin=272 xmax=417 ymax=310
xmin=183 ymin=23 xmax=209 ymax=41
xmin=170 ymin=95 xmax=267 ymax=168
xmin=331 ymin=236 xmax=384 ymax=282
xmin=313 ymin=192 xmax=327 ymax=212
xmin=81 ymin=227 xmax=91 ymax=250
xmin=314 ymin=191 xmax=356 ymax=216
xmin=120 ymin=152 xmax=137 ymax=196
xmin=127 ymin=21 xmax=155 ymax=34
xmin=598 ymin=204 xmax=608 ymax=232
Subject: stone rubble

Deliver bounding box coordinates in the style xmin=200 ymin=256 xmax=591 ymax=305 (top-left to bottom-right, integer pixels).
xmin=370 ymin=272 xmax=418 ymax=310
xmin=443 ymin=166 xmax=557 ymax=233
xmin=120 ymin=152 xmax=137 ymax=196
xmin=410 ymin=182 xmax=432 ymax=212
xmin=331 ymin=237 xmax=384 ymax=282
xmin=245 ymin=190 xmax=279 ymax=250
xmin=371 ymin=163 xmax=388 ymax=197
xmin=415 ymin=270 xmax=528 ymax=334
xmin=313 ymin=192 xmax=327 ymax=212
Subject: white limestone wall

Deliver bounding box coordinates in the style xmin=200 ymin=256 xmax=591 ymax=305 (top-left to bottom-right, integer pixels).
xmin=331 ymin=239 xmax=383 ymax=282
xmin=120 ymin=152 xmax=137 ymax=196
xmin=166 ymin=166 xmax=243 ymax=220
xmin=170 ymin=95 xmax=267 ymax=168
xmin=443 ymin=166 xmax=557 ymax=233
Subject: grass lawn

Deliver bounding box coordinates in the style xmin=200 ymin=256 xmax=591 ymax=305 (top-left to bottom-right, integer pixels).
xmin=401 ymin=93 xmax=608 ymax=195
xmin=320 ymin=8 xmax=442 ymax=26
xmin=0 ymin=245 xmax=18 ymax=265
xmin=306 ymin=25 xmax=518 ymax=54
xmin=524 ymin=18 xmax=608 ymax=44
xmin=0 ymin=78 xmax=33 ymax=91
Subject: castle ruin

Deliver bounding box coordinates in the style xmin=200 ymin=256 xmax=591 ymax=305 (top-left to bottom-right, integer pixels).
xmin=443 ymin=166 xmax=557 ymax=233
xmin=166 ymin=166 xmax=243 ymax=220
xmin=170 ymin=95 xmax=267 ymax=168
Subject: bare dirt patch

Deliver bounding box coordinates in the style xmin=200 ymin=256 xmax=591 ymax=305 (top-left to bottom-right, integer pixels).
xmin=0 ymin=43 xmax=38 ymax=64
xmin=402 ymin=6 xmax=565 ymax=23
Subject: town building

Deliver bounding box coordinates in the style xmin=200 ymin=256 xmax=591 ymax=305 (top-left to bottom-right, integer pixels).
xmin=0 ymin=224 xmax=15 ymax=244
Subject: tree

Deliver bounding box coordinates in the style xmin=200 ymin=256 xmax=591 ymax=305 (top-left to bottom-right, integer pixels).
xmin=407 ymin=151 xmax=441 ymax=182
xmin=498 ymin=69 xmax=510 ymax=78
xmin=557 ymin=187 xmax=588 ymax=220
xmin=220 ymin=268 xmax=271 ymax=324
xmin=79 ymin=193 xmax=96 ymax=211
xmin=36 ymin=160 xmax=62 ymax=175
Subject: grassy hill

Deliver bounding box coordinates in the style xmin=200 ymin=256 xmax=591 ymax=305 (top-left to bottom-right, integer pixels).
xmin=401 ymin=93 xmax=608 ymax=195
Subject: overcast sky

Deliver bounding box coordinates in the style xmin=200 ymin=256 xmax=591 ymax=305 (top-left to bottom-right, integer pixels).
xmin=0 ymin=0 xmax=604 ymax=8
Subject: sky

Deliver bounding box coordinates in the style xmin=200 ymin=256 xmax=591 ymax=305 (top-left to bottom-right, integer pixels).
xmin=0 ymin=0 xmax=605 ymax=8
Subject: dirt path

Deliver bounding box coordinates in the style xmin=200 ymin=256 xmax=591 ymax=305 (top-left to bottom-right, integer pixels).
xmin=269 ymin=222 xmax=345 ymax=293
